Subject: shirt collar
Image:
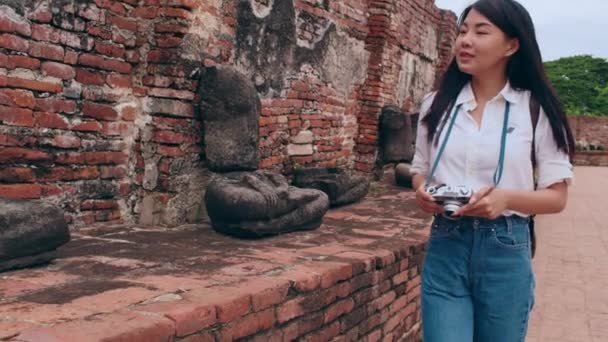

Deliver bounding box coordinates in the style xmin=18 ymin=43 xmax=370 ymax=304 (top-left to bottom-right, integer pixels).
xmin=455 ymin=81 xmax=521 ymax=106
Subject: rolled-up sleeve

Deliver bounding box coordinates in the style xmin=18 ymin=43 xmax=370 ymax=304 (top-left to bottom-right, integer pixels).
xmin=409 ymin=92 xmax=435 ymax=176
xmin=534 ymin=107 xmax=574 ymax=189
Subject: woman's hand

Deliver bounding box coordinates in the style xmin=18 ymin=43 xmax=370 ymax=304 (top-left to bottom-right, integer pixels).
xmin=452 ymin=187 xmax=510 ymax=219
xmin=415 ymin=184 xmax=444 ymax=214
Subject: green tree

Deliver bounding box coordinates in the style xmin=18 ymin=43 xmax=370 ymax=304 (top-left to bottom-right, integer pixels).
xmin=544 ymin=55 xmax=608 ymax=116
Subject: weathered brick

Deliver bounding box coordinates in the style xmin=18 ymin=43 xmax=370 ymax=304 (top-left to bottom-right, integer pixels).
xmin=55 ymin=151 xmax=127 ymax=165
xmin=82 ymin=102 xmax=119 ymax=121
xmin=147 ymin=49 xmax=180 ymax=63
xmin=132 ymin=6 xmax=158 ymax=19
xmin=100 ymin=166 xmax=127 ymax=179
xmin=6 ymin=77 xmax=62 ymax=93
xmin=95 ymin=41 xmax=126 ymax=58
xmin=0 ymin=148 xmax=52 ymax=164
xmin=137 ymin=301 xmax=216 ymax=337
xmin=368 ymin=290 xmax=396 ymax=313
xmin=31 ymin=24 xmax=93 ymax=50
xmin=152 ymin=116 xmax=192 ymax=129
xmin=318 ymin=262 xmax=353 ymax=289
xmin=94 ymin=209 xmax=121 ymax=221
xmin=165 ymin=0 xmax=199 ymax=9
xmin=125 ymin=49 xmax=140 ymax=63
xmin=155 ymin=23 xmax=189 ymax=34
xmin=119 ymin=105 xmax=137 ymax=121
xmin=82 ymin=87 xmax=122 ymax=102
xmin=0 ymin=89 xmax=35 ymax=108
xmin=392 ymin=271 xmax=408 ymax=286
xmin=106 ymin=73 xmax=131 ymax=88
xmin=35 ymin=98 xmax=77 ymax=114
xmin=87 ymin=25 xmax=112 ymax=40
xmin=144 ymin=97 xmax=194 ymax=118
xmin=64 ymin=50 xmax=79 ymax=65
xmin=41 ymin=62 xmax=75 ymax=80
xmin=36 ymin=166 xmax=100 ymax=182
xmin=80 ymin=199 xmax=117 ymax=210
xmin=79 ymin=53 xmax=132 ymax=74
xmin=16 ymin=310 xmax=174 ymax=341
xmin=78 ymin=4 xmax=104 ymax=21
xmin=155 ymin=35 xmax=182 ymax=48
xmin=324 ymin=298 xmax=355 ymax=324
xmin=148 ymin=88 xmax=194 ymax=100
xmin=0 ymin=184 xmax=41 ymax=199
xmin=406 ymin=285 xmax=421 ymax=304
xmin=158 ymin=7 xmax=191 ymax=19
xmin=72 ymin=120 xmax=102 ymax=132
xmin=282 ymin=312 xmax=325 ymax=341
xmin=45 ymin=135 xmax=81 ymax=149
xmin=152 ymin=130 xmax=186 ymax=144
xmin=5 ymin=55 xmax=41 ymax=70
xmin=76 ymin=68 xmax=106 ymax=85
xmin=0 ymin=167 xmax=35 ymax=183
xmin=157 ymin=145 xmax=184 ymax=157
xmin=106 ymin=13 xmax=138 ymax=31
xmin=26 ymin=3 xmax=53 ymax=23
xmin=0 ymin=33 xmax=29 ymax=52
xmin=34 ymin=111 xmax=69 ymax=129
xmin=52 ymin=13 xmax=86 ymax=32
xmin=29 ymin=41 xmax=64 ymax=61
xmin=406 ymin=275 xmax=421 ymax=293
xmin=216 ymin=308 xmax=275 ymax=341
xmin=101 ymin=122 xmax=130 ymax=136
xmin=0 ymin=105 xmax=34 ymax=127
xmin=94 ymin=0 xmax=128 ymax=15
xmin=0 ymin=133 xmax=35 ymax=147
xmin=301 ymin=320 xmax=341 ymax=342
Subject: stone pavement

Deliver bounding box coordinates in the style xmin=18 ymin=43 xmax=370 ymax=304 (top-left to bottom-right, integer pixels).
xmin=527 ymin=166 xmax=608 ymax=342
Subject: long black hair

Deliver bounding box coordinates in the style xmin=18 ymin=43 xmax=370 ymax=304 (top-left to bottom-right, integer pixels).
xmin=423 ymin=0 xmax=575 ymax=158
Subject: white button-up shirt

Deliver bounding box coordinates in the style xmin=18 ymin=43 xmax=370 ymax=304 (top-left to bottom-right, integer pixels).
xmin=410 ymin=81 xmax=573 ymax=217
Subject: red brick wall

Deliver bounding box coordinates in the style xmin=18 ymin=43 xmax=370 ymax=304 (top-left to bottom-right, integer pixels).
xmin=568 ymin=115 xmax=608 ymax=149
xmin=573 ymin=151 xmax=608 ymax=167
xmin=0 ymin=0 xmax=455 ymax=226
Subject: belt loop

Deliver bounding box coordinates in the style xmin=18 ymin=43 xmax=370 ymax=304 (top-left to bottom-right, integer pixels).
xmin=506 ymin=216 xmax=512 ymax=234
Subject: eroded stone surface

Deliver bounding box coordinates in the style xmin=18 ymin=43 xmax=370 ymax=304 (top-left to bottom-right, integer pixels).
xmin=205 ymin=170 xmax=330 ymax=238
xmin=0 ymin=199 xmax=70 ymax=272
xmin=293 ymin=167 xmax=370 ymax=207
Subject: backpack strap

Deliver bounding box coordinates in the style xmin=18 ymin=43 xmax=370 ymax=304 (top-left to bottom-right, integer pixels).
xmin=529 ymin=95 xmax=541 ymax=258
xmin=530 ymin=96 xmax=541 ymax=169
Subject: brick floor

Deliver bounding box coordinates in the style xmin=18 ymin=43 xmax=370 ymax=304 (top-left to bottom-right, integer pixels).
xmin=527 ymin=166 xmax=608 ymax=342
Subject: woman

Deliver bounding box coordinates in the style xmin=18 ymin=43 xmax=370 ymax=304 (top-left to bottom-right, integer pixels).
xmin=410 ymin=0 xmax=575 ymax=341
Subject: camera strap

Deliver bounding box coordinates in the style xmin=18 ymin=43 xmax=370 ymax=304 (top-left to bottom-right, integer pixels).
xmin=425 ymin=101 xmax=511 ymax=187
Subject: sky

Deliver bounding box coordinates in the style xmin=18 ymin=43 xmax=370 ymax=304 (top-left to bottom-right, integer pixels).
xmin=434 ymin=0 xmax=608 ymax=61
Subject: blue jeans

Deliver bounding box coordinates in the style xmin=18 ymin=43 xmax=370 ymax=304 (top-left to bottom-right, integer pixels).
xmin=421 ymin=215 xmax=535 ymax=342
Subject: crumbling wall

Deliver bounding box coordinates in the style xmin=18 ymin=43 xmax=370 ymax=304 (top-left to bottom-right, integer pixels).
xmin=0 ymin=0 xmax=456 ymax=226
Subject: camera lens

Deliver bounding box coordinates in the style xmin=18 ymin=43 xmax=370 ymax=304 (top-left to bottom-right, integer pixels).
xmin=442 ymin=201 xmax=461 ymax=220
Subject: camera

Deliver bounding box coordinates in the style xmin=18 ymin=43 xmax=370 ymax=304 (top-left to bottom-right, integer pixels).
xmin=426 ymin=184 xmax=473 ymax=219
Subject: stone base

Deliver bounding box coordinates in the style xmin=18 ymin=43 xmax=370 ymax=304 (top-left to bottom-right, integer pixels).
xmin=2 ymin=179 xmax=431 ymax=342
xmin=0 ymin=199 xmax=70 ymax=273
xmin=395 ymin=163 xmax=414 ymax=188
xmin=0 ymin=250 xmax=57 ymax=273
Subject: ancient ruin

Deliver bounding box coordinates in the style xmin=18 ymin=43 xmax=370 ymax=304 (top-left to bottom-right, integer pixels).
xmin=0 ymin=0 xmax=460 ymax=340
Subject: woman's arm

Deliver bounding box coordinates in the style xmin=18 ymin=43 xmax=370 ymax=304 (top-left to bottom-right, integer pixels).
xmin=452 ymin=181 xmax=568 ymax=219
xmin=503 ymin=181 xmax=568 ymax=215
xmin=412 ymin=174 xmax=426 ymax=193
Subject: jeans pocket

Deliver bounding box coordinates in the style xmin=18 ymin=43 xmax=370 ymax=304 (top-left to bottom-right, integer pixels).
xmin=430 ymin=221 xmax=458 ymax=239
xmin=491 ymin=223 xmax=529 ymax=250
